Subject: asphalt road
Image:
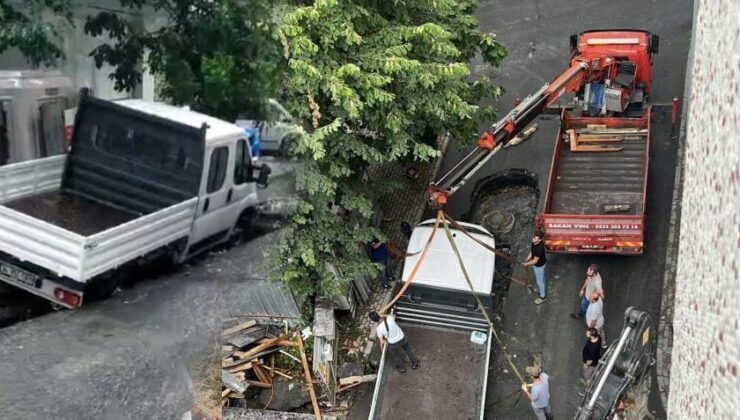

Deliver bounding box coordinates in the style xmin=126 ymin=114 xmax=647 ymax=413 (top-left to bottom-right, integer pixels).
xmin=0 ymin=158 xmax=298 ymax=419
xmin=433 ymin=1 xmax=693 ymax=419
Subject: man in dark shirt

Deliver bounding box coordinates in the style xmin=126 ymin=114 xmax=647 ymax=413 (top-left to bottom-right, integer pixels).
xmin=582 ymin=327 xmax=602 ymax=385
xmin=369 ymin=237 xmax=392 ymax=289
xmin=523 ymin=230 xmax=547 ymax=304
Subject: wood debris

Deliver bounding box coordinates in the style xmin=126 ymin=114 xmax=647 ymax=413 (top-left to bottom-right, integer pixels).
xmin=220 ymin=318 xmax=303 ymax=409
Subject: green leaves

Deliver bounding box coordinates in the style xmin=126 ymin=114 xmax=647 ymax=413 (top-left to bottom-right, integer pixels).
xmin=0 ymin=0 xmax=72 ymax=68
xmin=83 ymin=0 xmax=284 ymax=121
xmin=270 ymin=0 xmax=506 ymax=302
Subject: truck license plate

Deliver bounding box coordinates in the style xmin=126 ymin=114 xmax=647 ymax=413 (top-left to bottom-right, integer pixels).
xmin=0 ymin=261 xmax=40 ymax=288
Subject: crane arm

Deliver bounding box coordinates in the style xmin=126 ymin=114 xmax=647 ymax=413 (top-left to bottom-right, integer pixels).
xmin=429 ymin=56 xmax=615 ymax=207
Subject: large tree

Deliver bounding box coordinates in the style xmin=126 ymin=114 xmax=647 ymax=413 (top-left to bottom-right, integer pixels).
xmin=0 ymin=0 xmax=73 ymax=67
xmin=84 ymin=0 xmax=283 ymax=120
xmin=270 ymin=0 xmax=506 ymax=299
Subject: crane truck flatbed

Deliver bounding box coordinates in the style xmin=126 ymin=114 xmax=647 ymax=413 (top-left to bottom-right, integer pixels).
xmin=371 ymin=325 xmax=491 ymax=419
xmin=539 ymin=111 xmax=651 ymax=254
xmin=368 ymin=220 xmax=496 ymax=420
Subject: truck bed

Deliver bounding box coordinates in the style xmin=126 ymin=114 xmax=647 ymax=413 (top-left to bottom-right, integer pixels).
xmin=372 ymin=325 xmax=488 ymax=420
xmin=5 ymin=191 xmax=137 ymax=236
xmin=549 ymin=137 xmax=647 ymax=215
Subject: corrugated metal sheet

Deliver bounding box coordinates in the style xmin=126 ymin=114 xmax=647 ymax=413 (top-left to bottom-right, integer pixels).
xmin=235 ymin=280 xmax=300 ymax=319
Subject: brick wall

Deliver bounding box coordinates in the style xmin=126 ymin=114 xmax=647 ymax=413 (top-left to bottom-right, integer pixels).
xmin=667 ymin=0 xmax=740 ymax=417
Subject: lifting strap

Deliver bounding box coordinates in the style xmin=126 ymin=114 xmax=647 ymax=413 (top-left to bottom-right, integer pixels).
xmin=440 ymin=212 xmax=526 ymax=386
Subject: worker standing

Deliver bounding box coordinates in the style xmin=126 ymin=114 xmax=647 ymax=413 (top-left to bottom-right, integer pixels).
xmin=369 ymin=311 xmax=419 ymax=373
xmin=368 ymin=237 xmax=392 ymax=289
xmin=521 ymin=366 xmax=553 ymax=420
xmin=585 ymin=292 xmax=607 ymax=349
xmin=523 ymin=230 xmax=548 ymax=305
xmin=571 ymin=264 xmax=605 ymax=319
xmin=581 ymin=327 xmax=603 ymax=386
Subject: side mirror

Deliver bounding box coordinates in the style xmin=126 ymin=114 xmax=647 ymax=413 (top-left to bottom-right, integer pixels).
xmin=650 ymin=34 xmax=660 ymax=54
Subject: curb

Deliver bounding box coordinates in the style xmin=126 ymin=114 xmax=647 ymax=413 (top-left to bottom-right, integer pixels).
xmin=656 ymin=3 xmax=697 ymax=409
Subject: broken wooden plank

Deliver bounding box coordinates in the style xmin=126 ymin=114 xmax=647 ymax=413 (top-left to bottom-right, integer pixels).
xmin=221 ymin=388 xmax=232 ymax=398
xmin=227 ymin=362 xmax=253 ymax=374
xmin=253 ymin=364 xmax=271 ymax=384
xmin=222 ymin=357 xmax=251 ymax=369
xmin=222 ymin=370 xmax=249 ymax=394
xmin=245 ymin=379 xmax=272 ymax=389
xmin=221 ymin=320 xmax=257 ymax=338
xmin=337 ymin=381 xmax=365 ymax=393
xmin=263 ymin=365 xmax=294 ymax=380
xmin=338 ymin=374 xmax=377 ymax=386
xmin=297 ymin=332 xmax=322 ymax=420
xmin=236 ymin=335 xmax=287 ymax=361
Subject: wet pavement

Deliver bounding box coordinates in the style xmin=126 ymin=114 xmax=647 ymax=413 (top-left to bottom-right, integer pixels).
xmin=433 ymin=1 xmax=693 ymax=419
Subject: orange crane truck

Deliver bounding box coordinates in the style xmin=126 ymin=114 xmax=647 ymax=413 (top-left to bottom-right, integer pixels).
xmin=429 ymin=29 xmax=658 ymax=255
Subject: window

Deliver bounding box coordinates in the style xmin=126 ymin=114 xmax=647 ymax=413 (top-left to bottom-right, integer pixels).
xmin=206 ymin=146 xmax=229 ymax=193
xmin=234 ymin=139 xmax=251 ymax=185
xmin=38 ymin=99 xmax=67 ymax=157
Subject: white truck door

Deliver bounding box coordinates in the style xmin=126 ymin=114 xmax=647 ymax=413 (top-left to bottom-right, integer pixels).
xmin=189 ymin=142 xmax=238 ymax=250
xmin=231 ymin=138 xmax=259 ymax=208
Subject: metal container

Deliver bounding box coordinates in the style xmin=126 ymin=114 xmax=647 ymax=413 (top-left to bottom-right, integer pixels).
xmin=0 ymin=70 xmax=76 ymax=165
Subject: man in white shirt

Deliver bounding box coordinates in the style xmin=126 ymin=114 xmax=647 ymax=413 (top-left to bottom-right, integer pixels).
xmin=369 ymin=311 xmax=419 ymax=373
xmin=585 ymin=292 xmax=607 ymax=349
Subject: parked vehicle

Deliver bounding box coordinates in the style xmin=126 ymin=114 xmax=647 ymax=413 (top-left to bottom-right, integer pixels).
xmin=369 ymin=219 xmax=495 ymax=420
xmin=0 ymin=91 xmax=270 ymax=308
xmin=236 ymin=99 xmax=302 ymax=156
xmin=0 ymin=70 xmax=76 ymax=165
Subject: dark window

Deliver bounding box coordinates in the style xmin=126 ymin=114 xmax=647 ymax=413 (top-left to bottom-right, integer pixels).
xmin=207 ymin=146 xmax=229 ymax=193
xmin=0 ymin=101 xmax=10 ymax=165
xmin=234 ymin=139 xmax=251 ymax=185
xmin=38 ymin=99 xmax=68 ymax=157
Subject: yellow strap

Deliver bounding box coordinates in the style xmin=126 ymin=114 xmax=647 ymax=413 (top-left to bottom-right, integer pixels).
xmin=440 ymin=212 xmax=526 ymax=385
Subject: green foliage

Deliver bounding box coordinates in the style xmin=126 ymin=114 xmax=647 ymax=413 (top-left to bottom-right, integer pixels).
xmin=270 ymin=0 xmax=506 ymax=299
xmin=84 ymin=0 xmax=283 ymax=120
xmin=0 ymin=0 xmax=73 ymax=67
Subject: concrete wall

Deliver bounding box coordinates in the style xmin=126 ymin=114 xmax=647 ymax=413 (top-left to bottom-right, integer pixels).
xmin=667 ymin=0 xmax=740 ymax=417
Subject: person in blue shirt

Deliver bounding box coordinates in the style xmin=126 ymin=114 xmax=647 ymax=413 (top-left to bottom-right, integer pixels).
xmin=243 ymin=124 xmax=262 ymax=161
xmin=522 ymin=365 xmax=553 ymax=420
xmin=368 ymin=237 xmax=392 ymax=289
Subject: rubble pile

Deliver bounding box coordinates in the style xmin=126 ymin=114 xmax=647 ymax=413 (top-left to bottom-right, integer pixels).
xmin=220 ymin=318 xmax=298 ymax=408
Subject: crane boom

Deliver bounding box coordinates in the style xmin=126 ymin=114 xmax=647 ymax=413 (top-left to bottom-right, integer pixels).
xmin=428 ymin=54 xmax=623 ymax=207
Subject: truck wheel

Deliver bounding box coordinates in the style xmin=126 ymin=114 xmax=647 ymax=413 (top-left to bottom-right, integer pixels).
xmin=228 ymin=226 xmax=244 ymax=248
xmin=237 ymin=209 xmax=257 ymax=240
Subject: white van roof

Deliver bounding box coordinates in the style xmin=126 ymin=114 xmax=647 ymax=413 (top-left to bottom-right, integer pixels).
xmin=402 ymin=219 xmax=496 ymax=294
xmin=115 ymin=100 xmax=245 ymax=144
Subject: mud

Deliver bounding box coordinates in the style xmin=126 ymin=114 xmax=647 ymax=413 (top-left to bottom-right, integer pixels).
xmin=5 ymin=191 xmax=138 ymax=236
